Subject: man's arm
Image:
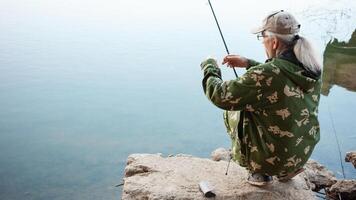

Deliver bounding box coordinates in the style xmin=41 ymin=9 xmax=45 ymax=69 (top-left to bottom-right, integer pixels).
xmin=201 ymin=58 xmax=273 ymax=111
xmin=246 ymin=59 xmax=262 ymax=69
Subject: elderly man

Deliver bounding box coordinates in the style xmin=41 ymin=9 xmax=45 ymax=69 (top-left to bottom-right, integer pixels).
xmin=201 ymin=10 xmax=322 ymax=186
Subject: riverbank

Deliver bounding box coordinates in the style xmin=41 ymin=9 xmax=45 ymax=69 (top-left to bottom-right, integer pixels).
xmin=120 ymin=148 xmax=355 ymax=200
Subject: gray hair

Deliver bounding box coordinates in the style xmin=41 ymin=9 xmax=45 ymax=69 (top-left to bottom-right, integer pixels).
xmin=265 ymin=31 xmax=322 ymax=75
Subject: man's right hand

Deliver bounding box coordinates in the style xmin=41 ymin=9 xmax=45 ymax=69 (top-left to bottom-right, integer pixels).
xmin=222 ymin=55 xmax=249 ymax=68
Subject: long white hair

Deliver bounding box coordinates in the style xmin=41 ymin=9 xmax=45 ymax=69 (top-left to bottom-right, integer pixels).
xmin=265 ymin=31 xmax=322 ymax=75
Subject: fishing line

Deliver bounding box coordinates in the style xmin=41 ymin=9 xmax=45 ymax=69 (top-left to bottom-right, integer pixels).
xmin=327 ymin=100 xmax=346 ymax=179
xmin=207 ymin=0 xmax=238 ymax=78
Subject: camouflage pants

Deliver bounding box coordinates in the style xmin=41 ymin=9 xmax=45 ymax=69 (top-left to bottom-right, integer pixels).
xmin=223 ymin=111 xmax=248 ymax=168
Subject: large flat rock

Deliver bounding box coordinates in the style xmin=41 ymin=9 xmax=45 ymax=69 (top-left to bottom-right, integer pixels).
xmin=121 ymin=153 xmax=315 ymax=200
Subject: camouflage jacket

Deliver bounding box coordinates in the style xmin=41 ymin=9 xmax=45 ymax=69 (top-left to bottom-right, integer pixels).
xmin=201 ymin=52 xmax=321 ymax=176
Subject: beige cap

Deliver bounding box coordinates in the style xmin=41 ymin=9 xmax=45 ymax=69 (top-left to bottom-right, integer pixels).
xmin=251 ymin=10 xmax=301 ymax=35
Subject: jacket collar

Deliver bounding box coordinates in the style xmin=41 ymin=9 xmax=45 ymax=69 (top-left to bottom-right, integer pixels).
xmin=265 ymin=49 xmax=321 ymax=79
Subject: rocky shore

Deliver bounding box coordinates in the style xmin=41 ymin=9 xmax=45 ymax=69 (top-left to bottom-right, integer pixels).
xmin=121 ymin=148 xmax=355 ymax=200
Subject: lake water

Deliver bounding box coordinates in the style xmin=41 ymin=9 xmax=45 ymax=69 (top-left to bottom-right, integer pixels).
xmin=0 ymin=0 xmax=355 ymax=199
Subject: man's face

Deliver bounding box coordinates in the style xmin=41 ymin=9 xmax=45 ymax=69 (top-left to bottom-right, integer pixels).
xmin=262 ymin=32 xmax=278 ymax=59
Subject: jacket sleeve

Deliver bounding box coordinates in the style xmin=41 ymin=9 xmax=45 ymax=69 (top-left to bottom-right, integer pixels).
xmin=201 ymin=58 xmax=273 ymax=111
xmin=246 ymin=58 xmax=262 ymax=69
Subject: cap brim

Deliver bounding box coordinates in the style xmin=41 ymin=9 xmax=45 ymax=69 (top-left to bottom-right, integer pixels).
xmin=250 ymin=26 xmax=265 ymax=34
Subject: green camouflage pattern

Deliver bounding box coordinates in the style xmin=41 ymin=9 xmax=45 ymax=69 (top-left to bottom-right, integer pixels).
xmin=201 ymin=58 xmax=321 ymax=177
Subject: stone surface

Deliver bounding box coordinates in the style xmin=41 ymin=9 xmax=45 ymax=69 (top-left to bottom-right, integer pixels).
xmin=121 ymin=153 xmax=315 ymax=200
xmin=303 ymin=159 xmax=337 ymax=192
xmin=327 ymin=180 xmax=356 ymax=200
xmin=211 ymin=147 xmax=230 ymax=162
xmin=345 ymin=151 xmax=356 ymax=168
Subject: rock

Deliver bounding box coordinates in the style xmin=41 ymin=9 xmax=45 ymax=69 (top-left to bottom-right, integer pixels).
xmin=122 ymin=153 xmax=315 ymax=200
xmin=175 ymin=154 xmax=193 ymax=158
xmin=211 ymin=148 xmax=231 ymax=161
xmin=327 ymin=180 xmax=356 ymax=200
xmin=303 ymin=159 xmax=337 ymax=192
xmin=345 ymin=151 xmax=356 ymax=168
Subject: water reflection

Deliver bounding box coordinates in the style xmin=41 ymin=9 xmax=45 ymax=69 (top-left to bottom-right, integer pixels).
xmin=322 ymin=29 xmax=356 ymax=96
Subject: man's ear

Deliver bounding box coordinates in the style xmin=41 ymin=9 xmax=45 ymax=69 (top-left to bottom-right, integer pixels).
xmin=272 ymin=37 xmax=278 ymax=50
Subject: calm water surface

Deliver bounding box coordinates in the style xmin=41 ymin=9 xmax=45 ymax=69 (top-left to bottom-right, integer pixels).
xmin=0 ymin=0 xmax=355 ymax=199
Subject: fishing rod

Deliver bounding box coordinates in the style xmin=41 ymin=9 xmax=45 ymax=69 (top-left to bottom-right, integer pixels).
xmin=207 ymin=0 xmax=238 ymax=78
xmin=207 ymin=0 xmax=236 ymax=175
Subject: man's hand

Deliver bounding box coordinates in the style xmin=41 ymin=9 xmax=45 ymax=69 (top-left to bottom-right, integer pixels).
xmin=222 ymin=55 xmax=249 ymax=68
